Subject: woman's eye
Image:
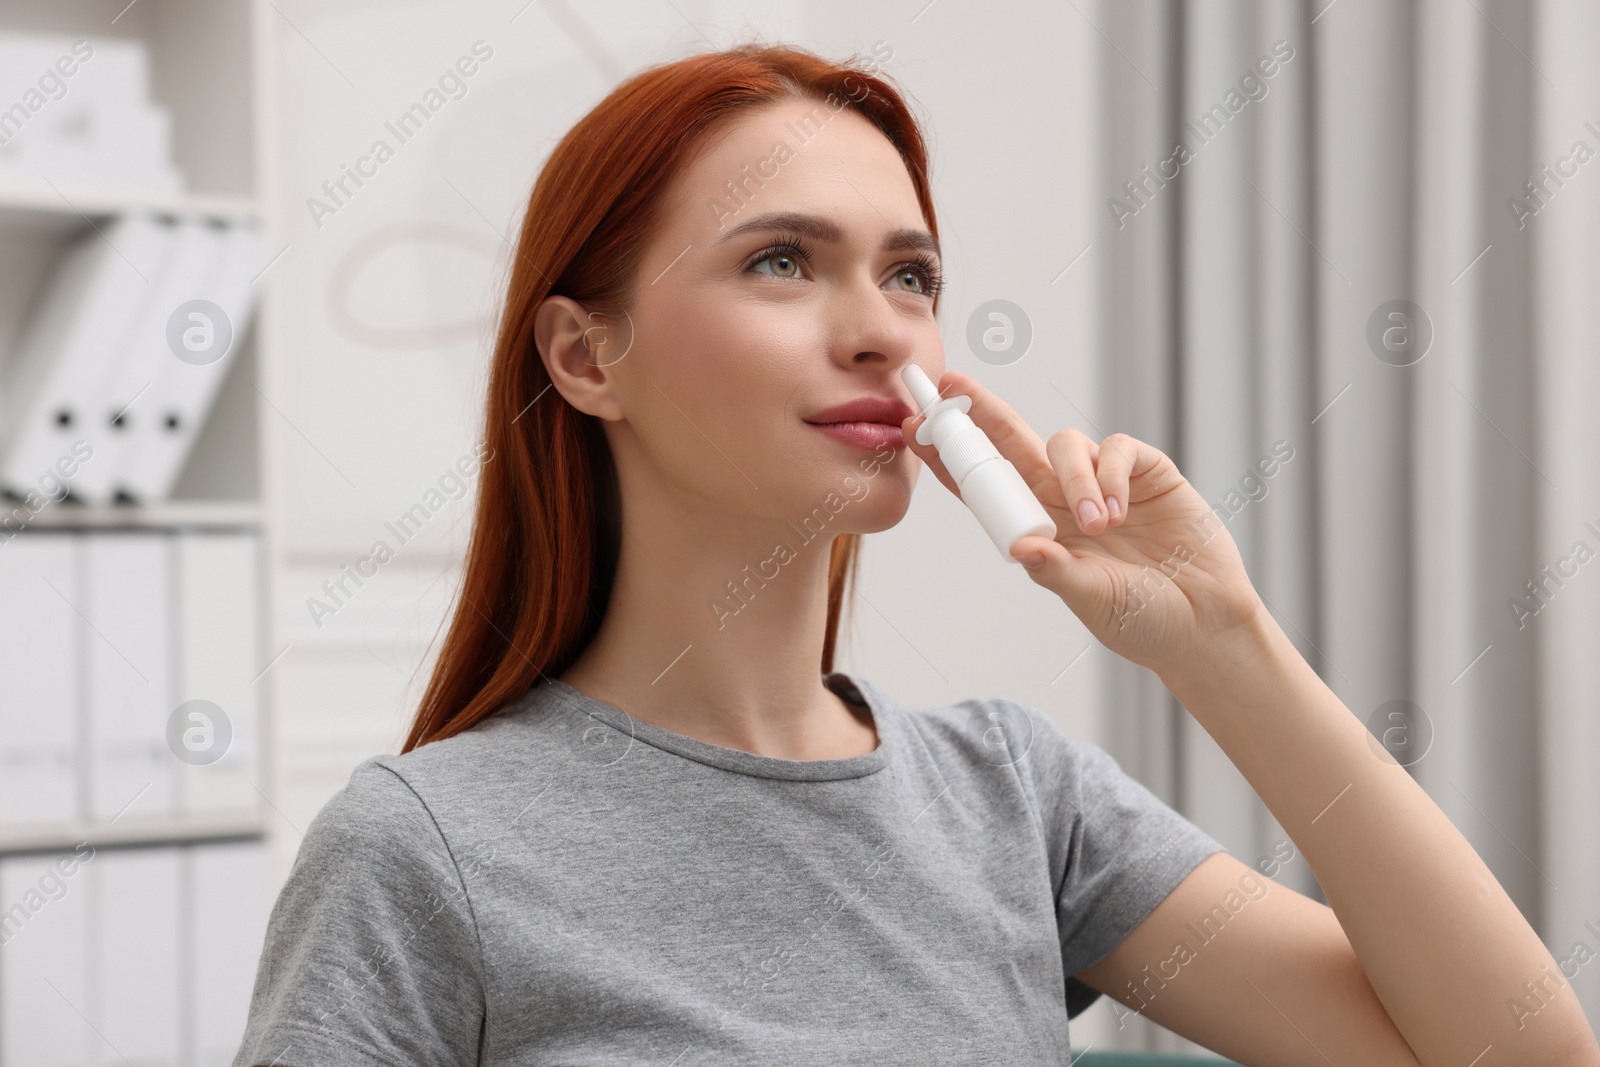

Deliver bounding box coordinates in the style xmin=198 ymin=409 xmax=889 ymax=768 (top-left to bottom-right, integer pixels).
xmin=888 ymin=268 xmax=927 ymax=294
xmin=751 ymin=251 xmax=803 ymax=279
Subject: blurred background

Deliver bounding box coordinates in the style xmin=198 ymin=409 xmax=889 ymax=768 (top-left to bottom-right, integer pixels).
xmin=0 ymin=0 xmax=1596 ymax=1061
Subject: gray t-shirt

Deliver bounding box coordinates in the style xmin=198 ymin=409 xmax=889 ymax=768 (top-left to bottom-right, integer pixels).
xmin=234 ymin=671 xmax=1225 ymax=1066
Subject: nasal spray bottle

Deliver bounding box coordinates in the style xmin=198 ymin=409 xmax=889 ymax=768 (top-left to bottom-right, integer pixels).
xmin=901 ymin=365 xmax=1057 ymax=563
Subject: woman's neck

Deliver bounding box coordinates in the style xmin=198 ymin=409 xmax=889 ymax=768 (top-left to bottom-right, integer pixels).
xmin=555 ymin=524 xmax=877 ymax=761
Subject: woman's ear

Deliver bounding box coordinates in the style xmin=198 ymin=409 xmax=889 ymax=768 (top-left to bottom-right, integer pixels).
xmin=533 ymin=295 xmax=633 ymax=421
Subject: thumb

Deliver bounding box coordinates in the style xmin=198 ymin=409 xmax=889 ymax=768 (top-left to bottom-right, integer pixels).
xmin=1008 ymin=535 xmax=1102 ymax=607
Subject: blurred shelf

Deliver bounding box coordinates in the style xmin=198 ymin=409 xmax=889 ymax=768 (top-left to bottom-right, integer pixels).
xmin=7 ymin=499 xmax=263 ymax=530
xmin=0 ymin=809 xmax=266 ymax=856
xmin=0 ymin=182 xmax=261 ymax=237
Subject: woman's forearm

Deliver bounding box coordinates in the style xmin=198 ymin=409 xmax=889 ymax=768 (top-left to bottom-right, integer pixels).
xmin=1158 ymin=604 xmax=1600 ymax=1066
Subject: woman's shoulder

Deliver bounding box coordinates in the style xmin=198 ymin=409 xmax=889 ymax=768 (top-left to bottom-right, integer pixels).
xmin=301 ymin=682 xmax=572 ymax=848
xmin=367 ymin=678 xmax=577 ymax=786
xmin=866 ymin=677 xmax=1085 ymax=777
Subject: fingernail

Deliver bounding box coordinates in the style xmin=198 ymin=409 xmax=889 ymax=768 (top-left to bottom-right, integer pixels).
xmin=1106 ymin=496 xmax=1121 ymax=521
xmin=1077 ymin=499 xmax=1101 ymax=529
xmin=1020 ymin=553 xmax=1045 ymax=569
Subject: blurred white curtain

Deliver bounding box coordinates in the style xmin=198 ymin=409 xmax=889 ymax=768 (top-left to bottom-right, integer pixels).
xmin=1093 ymin=0 xmax=1600 ymax=1052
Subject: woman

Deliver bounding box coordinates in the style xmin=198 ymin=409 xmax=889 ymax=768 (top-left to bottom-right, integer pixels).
xmin=234 ymin=43 xmax=1599 ymax=1066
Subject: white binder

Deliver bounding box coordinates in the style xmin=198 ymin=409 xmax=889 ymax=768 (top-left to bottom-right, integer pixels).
xmin=93 ymin=846 xmax=182 ymax=1066
xmin=190 ymin=840 xmax=271 ymax=1066
xmin=0 ymin=850 xmax=96 ymax=1067
xmin=174 ymin=530 xmax=261 ymax=813
xmin=117 ymin=221 xmax=267 ymax=504
xmin=0 ymin=532 xmax=81 ymax=825
xmin=85 ymin=531 xmax=174 ymax=821
xmin=73 ymin=216 xmax=217 ymax=506
xmin=0 ymin=214 xmax=171 ymax=501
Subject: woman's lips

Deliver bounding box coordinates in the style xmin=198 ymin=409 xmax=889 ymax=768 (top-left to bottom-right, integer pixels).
xmin=808 ymin=420 xmax=907 ymax=451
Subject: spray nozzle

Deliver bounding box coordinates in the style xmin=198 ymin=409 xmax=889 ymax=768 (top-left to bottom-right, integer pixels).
xmin=897 ymin=364 xmax=1057 ymax=562
xmin=902 ymin=365 xmax=972 ymax=447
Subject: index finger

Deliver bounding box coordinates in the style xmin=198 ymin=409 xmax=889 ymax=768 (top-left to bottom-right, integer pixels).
xmin=906 ymin=369 xmax=1059 ymax=499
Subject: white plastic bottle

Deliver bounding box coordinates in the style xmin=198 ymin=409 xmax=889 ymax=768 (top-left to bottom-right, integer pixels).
xmin=901 ymin=365 xmax=1057 ymax=563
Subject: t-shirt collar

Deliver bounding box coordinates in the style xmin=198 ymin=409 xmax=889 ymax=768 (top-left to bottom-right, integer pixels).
xmin=538 ymin=670 xmax=890 ymax=781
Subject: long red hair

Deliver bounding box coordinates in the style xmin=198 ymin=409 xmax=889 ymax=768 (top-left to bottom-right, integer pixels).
xmin=403 ymin=42 xmax=939 ymax=752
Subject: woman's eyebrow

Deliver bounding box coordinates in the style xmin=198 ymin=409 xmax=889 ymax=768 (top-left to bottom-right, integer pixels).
xmin=713 ymin=210 xmax=941 ymax=259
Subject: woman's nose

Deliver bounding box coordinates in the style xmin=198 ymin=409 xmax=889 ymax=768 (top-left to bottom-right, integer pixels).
xmin=829 ymin=281 xmax=918 ymax=372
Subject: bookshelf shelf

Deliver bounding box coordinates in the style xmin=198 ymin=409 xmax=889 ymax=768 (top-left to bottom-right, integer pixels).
xmin=0 ymin=183 xmax=261 ymax=237
xmin=0 ymin=809 xmax=266 ymax=857
xmin=7 ymin=499 xmax=263 ymax=530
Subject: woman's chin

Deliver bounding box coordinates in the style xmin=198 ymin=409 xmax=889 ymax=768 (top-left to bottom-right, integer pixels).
xmin=778 ymin=474 xmax=913 ymax=534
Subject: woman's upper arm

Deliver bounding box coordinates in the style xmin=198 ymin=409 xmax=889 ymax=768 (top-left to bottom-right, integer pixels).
xmin=233 ymin=758 xmax=487 ymax=1067
xmin=1071 ymin=850 xmax=1423 ymax=1066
